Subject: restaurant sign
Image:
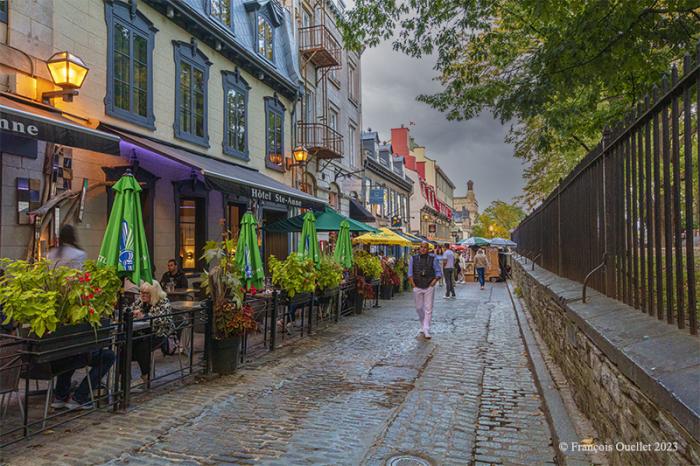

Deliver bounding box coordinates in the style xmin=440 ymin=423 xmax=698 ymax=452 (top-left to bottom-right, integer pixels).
xmin=369 ymin=188 xmax=384 ymax=205
xmin=250 ymin=187 xmax=302 ymax=207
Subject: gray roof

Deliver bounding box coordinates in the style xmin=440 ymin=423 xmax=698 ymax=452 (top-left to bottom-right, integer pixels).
xmin=176 ymin=0 xmax=301 ymax=89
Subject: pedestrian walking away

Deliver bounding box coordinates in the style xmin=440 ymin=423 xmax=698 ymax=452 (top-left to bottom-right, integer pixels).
xmin=408 ymin=241 xmax=442 ymax=339
xmin=442 ymin=243 xmax=456 ymax=298
xmin=474 ymin=248 xmax=490 ymax=290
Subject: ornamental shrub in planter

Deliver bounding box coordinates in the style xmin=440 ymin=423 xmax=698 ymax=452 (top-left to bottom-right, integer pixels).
xmin=201 ymin=239 xmax=257 ymax=375
xmin=268 ymin=253 xmax=318 ymax=298
xmin=353 ymin=251 xmax=382 ymax=280
xmin=316 ymin=255 xmax=343 ymax=299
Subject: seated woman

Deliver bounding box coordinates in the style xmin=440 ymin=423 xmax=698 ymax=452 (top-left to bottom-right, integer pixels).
xmin=130 ymin=281 xmax=175 ymax=389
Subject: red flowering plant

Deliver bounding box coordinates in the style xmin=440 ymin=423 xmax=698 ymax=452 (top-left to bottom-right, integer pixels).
xmin=0 ymin=259 xmax=121 ymax=337
xmin=380 ymin=260 xmax=401 ymax=287
xmin=201 ymin=237 xmax=257 ymax=339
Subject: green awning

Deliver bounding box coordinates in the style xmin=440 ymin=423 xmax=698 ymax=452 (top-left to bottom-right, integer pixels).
xmin=265 ymin=207 xmax=378 ymax=233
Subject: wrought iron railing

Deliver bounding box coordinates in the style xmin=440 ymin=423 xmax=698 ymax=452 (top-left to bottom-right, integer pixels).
xmin=299 ymin=25 xmax=342 ymax=68
xmin=297 ymin=122 xmax=344 ymax=159
xmin=512 ymin=45 xmax=700 ymax=336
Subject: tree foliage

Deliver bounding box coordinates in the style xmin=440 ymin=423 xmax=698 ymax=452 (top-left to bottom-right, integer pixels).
xmin=471 ymin=200 xmax=526 ymax=238
xmin=341 ymin=1 xmax=700 ymax=207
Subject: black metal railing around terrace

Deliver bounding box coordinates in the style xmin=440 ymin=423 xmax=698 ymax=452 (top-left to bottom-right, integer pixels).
xmin=512 ymin=43 xmax=700 ymax=336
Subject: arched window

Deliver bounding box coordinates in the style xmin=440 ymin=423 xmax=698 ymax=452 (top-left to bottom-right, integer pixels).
xmin=329 ymin=182 xmax=340 ymax=210
xmin=300 ymin=172 xmax=317 ymax=196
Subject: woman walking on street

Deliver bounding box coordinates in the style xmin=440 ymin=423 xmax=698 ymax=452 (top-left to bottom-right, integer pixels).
xmin=474 ymin=248 xmax=490 ymax=290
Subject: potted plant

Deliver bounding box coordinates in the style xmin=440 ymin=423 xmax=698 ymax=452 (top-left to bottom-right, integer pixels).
xmin=394 ymin=258 xmax=408 ymax=293
xmin=380 ymin=260 xmax=400 ymax=300
xmin=353 ymin=251 xmax=382 ymax=311
xmin=268 ymin=253 xmax=318 ymax=305
xmin=0 ymin=259 xmax=121 ymax=363
xmin=316 ymin=255 xmax=343 ymax=299
xmin=201 ymin=239 xmax=257 ymax=375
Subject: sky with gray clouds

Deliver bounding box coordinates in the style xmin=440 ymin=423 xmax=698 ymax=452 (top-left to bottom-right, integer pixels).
xmin=360 ymin=40 xmax=526 ymax=208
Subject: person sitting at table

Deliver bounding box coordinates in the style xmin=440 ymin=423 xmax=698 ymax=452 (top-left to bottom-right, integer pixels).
xmin=130 ymin=281 xmax=175 ymax=390
xmin=160 ymin=259 xmax=188 ymax=290
xmin=51 ymin=348 xmax=115 ymax=410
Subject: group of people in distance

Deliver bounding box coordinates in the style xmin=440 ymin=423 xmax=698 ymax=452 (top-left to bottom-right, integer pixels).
xmin=408 ymin=242 xmax=490 ymax=340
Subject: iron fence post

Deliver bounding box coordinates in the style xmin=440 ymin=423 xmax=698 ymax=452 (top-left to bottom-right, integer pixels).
xmin=270 ymin=290 xmax=278 ymax=351
xmin=203 ymin=298 xmax=213 ymax=374
xmin=120 ymin=308 xmax=133 ymax=411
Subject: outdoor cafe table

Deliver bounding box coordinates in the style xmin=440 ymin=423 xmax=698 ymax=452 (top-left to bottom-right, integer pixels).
xmin=166 ymin=288 xmax=197 ymax=301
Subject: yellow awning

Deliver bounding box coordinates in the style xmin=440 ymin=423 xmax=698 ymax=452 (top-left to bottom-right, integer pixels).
xmin=352 ymin=227 xmax=413 ymax=246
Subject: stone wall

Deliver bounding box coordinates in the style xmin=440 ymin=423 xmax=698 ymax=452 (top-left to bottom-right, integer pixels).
xmin=512 ymin=259 xmax=700 ymax=466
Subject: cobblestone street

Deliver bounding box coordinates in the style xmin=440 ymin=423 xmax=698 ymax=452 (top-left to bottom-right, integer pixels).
xmin=6 ymin=282 xmax=556 ymax=466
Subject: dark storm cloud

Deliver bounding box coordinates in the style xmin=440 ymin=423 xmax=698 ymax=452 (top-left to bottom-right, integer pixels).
xmin=361 ymin=40 xmax=525 ymax=208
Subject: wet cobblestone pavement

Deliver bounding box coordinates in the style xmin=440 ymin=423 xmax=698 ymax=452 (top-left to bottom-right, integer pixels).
xmin=6 ymin=282 xmax=556 ymax=465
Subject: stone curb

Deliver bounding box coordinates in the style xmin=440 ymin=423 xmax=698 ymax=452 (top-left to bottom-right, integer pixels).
xmin=505 ymin=279 xmax=590 ymax=466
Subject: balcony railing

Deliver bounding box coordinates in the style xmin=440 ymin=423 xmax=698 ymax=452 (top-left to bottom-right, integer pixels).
xmin=297 ymin=122 xmax=343 ymax=160
xmin=299 ymin=25 xmax=342 ymax=68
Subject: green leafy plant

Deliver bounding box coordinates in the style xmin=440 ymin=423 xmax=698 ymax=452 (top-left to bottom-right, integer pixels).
xmin=201 ymin=238 xmax=254 ymax=339
xmin=353 ymin=251 xmax=382 ymax=280
xmin=0 ymin=259 xmax=120 ymax=337
xmin=394 ymin=258 xmax=408 ymax=291
xmin=316 ymin=255 xmax=343 ymax=291
xmin=268 ymin=253 xmax=318 ymax=297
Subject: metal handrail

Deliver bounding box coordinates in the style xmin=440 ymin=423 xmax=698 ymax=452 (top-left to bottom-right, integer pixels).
xmin=531 ymin=252 xmax=542 ymax=271
xmin=582 ymin=253 xmax=608 ymax=303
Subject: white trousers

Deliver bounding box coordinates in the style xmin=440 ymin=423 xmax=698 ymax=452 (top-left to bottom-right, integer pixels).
xmin=413 ymin=286 xmax=436 ymax=333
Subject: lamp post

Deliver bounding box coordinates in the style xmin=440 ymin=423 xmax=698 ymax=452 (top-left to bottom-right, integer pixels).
xmin=42 ymin=52 xmax=89 ymax=104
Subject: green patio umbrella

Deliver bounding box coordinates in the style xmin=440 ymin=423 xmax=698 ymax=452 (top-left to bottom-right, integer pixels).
xmin=97 ymin=171 xmax=153 ymax=285
xmin=265 ymin=207 xmax=377 ymax=233
xmin=298 ymin=211 xmax=320 ymax=266
xmin=235 ymin=211 xmax=264 ymax=291
xmin=333 ymin=219 xmax=353 ymax=269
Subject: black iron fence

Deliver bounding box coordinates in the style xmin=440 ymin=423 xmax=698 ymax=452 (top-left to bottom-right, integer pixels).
xmin=0 ymin=281 xmax=379 ymax=446
xmin=512 ymin=44 xmax=699 ymax=336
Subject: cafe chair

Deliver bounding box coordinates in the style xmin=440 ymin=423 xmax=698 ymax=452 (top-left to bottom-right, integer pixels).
xmin=0 ymin=342 xmax=24 ymax=421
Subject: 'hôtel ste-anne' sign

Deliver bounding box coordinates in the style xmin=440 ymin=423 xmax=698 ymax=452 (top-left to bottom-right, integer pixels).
xmin=250 ymin=187 xmax=302 ymax=207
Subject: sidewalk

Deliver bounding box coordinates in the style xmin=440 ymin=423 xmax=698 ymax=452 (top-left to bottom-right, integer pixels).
xmin=4 ymin=282 xmax=556 ymax=465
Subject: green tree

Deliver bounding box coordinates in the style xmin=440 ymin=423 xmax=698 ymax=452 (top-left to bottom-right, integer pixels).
xmin=471 ymin=201 xmax=526 ymax=238
xmin=341 ymin=1 xmax=700 ymax=206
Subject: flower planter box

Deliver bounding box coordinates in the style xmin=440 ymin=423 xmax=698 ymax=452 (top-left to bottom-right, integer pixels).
xmin=380 ymin=284 xmax=394 ymax=300
xmin=20 ymin=320 xmax=112 ymax=364
xmin=316 ymin=287 xmax=339 ymax=301
xmin=210 ymin=335 xmax=241 ymax=375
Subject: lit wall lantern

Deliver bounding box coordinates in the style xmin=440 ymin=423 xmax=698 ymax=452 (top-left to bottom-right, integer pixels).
xmin=287 ymin=145 xmax=309 ymax=169
xmin=43 ymin=51 xmax=89 ymax=104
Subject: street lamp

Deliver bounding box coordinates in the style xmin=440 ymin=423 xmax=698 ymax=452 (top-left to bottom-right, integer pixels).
xmin=292 ymin=145 xmax=309 ymax=164
xmin=43 ymin=51 xmax=89 ymax=104
xmin=489 ymin=224 xmax=495 ymax=236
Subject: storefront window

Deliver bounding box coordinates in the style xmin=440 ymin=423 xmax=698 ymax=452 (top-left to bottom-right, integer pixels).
xmin=174 ymin=41 xmax=210 ymax=146
xmin=227 ymin=204 xmax=241 ymax=241
xmin=179 ymin=198 xmax=204 ymax=271
xmin=105 ymin=1 xmax=156 ymax=128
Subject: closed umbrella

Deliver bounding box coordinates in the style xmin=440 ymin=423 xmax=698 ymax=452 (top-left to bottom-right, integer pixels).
xmin=235 ymin=211 xmax=264 ymax=291
xmin=97 ymin=171 xmax=153 ymax=285
xmin=333 ymin=219 xmax=353 ymax=269
xmin=299 ymin=211 xmax=320 ymax=266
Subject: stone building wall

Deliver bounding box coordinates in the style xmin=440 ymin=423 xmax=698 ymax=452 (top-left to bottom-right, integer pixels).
xmin=512 ymin=260 xmax=700 ymax=466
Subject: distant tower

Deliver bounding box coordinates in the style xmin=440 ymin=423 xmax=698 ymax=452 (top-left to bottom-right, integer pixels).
xmin=464 ymin=180 xmax=479 ymax=225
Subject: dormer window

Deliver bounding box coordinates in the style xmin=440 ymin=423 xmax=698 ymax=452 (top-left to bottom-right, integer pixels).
xmin=209 ymin=0 xmax=232 ymax=27
xmin=257 ymin=16 xmax=273 ymax=61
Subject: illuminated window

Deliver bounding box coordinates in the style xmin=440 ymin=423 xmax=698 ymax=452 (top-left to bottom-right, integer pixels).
xmin=179 ymin=198 xmax=204 ymax=271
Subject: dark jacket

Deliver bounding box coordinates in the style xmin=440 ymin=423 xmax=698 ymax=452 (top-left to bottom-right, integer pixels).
xmin=160 ymin=271 xmax=188 ymax=289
